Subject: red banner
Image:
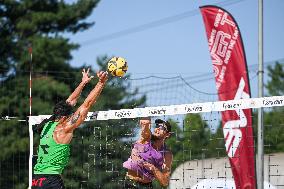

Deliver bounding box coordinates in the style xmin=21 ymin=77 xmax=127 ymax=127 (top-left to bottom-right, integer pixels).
xmin=200 ymin=6 xmax=256 ymax=189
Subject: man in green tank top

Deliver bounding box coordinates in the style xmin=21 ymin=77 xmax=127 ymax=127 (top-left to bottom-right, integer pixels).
xmin=32 ymin=68 xmax=108 ymax=189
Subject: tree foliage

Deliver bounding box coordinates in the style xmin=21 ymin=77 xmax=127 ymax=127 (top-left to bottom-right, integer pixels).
xmin=1 ymin=0 xmax=99 ymax=187
xmin=263 ymin=62 xmax=284 ymax=153
xmin=0 ymin=1 xmax=146 ymax=188
xmin=1 ymin=0 xmax=283 ymax=188
xmin=166 ymin=114 xmax=226 ymax=171
xmin=0 ymin=0 xmax=98 ymax=78
xmin=266 ymin=62 xmax=284 ymax=96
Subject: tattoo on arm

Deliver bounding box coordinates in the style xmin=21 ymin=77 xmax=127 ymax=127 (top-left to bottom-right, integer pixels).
xmin=69 ymin=112 xmax=80 ymax=125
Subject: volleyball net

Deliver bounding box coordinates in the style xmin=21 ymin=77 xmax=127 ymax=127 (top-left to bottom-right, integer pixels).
xmin=27 ymin=95 xmax=284 ymax=188
xmin=1 ymin=71 xmax=284 ymax=188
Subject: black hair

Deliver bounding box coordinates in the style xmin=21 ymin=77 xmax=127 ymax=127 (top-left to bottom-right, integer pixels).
xmin=33 ymin=101 xmax=73 ymax=134
xmin=155 ymin=119 xmax=172 ymax=133
xmin=52 ymin=100 xmax=73 ymax=119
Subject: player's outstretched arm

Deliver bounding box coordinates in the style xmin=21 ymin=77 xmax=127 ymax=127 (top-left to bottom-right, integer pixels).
xmin=66 ymin=68 xmax=94 ymax=106
xmin=64 ymin=71 xmax=108 ymax=133
xmin=138 ymin=117 xmax=151 ymax=144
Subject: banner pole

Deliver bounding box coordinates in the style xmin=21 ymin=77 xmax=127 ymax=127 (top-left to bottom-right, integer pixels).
xmin=257 ymin=0 xmax=264 ymax=189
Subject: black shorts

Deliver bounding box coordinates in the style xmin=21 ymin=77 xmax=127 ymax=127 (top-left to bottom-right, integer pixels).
xmin=123 ymin=177 xmax=153 ymax=189
xmin=32 ymin=174 xmax=65 ymax=189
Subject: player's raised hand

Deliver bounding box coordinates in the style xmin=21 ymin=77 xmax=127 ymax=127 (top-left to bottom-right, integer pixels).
xmin=97 ymin=71 xmax=108 ymax=84
xmin=140 ymin=118 xmax=151 ymax=127
xmin=81 ymin=68 xmax=94 ymax=83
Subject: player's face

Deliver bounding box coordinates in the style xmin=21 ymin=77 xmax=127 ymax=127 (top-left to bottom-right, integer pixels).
xmin=153 ymin=124 xmax=168 ymax=139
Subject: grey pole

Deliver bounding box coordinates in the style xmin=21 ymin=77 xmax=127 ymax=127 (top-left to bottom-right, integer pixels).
xmin=257 ymin=0 xmax=264 ymax=189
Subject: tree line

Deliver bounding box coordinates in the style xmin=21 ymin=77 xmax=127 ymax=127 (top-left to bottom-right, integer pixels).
xmin=0 ymin=1 xmax=283 ymax=188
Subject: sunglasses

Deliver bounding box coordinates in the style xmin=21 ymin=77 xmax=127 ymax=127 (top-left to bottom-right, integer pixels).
xmin=155 ymin=124 xmax=168 ymax=132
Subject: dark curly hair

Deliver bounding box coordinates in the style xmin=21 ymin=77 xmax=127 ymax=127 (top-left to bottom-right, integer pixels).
xmin=33 ymin=101 xmax=73 ymax=134
xmin=52 ymin=100 xmax=73 ymax=119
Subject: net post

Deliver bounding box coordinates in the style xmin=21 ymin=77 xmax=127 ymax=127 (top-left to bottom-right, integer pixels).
xmin=257 ymin=0 xmax=264 ymax=189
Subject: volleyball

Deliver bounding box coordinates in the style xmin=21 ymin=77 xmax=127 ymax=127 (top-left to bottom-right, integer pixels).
xmin=107 ymin=57 xmax=128 ymax=77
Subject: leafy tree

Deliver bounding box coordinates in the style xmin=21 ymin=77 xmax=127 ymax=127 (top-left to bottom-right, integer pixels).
xmin=166 ymin=114 xmax=212 ymax=170
xmin=263 ymin=62 xmax=284 ymax=153
xmin=0 ymin=1 xmax=145 ymax=188
xmin=250 ymin=62 xmax=284 ymax=154
xmin=263 ymin=110 xmax=284 ymax=153
xmin=165 ymin=119 xmax=183 ymax=170
xmin=0 ymin=0 xmax=98 ymax=78
xmin=266 ymin=62 xmax=284 ymax=96
xmin=205 ymin=122 xmax=226 ymax=158
xmin=1 ymin=0 xmax=99 ymax=187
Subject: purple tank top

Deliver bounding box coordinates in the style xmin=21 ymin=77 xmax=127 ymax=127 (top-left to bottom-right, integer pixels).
xmin=123 ymin=142 xmax=166 ymax=181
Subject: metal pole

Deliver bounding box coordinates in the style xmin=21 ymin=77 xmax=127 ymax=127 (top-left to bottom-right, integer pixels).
xmin=257 ymin=0 xmax=264 ymax=189
xmin=201 ymin=152 xmax=205 ymax=179
xmin=28 ymin=44 xmax=33 ymax=189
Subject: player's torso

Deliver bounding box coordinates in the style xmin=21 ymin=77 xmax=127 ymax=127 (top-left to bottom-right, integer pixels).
xmin=34 ymin=122 xmax=70 ymax=174
xmin=124 ymin=142 xmax=165 ymax=181
xmin=132 ymin=142 xmax=164 ymax=167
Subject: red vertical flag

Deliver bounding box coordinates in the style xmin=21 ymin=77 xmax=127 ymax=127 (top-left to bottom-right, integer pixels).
xmin=200 ymin=6 xmax=256 ymax=189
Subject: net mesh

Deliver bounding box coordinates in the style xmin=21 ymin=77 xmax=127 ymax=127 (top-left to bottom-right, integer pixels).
xmin=1 ymin=71 xmax=284 ymax=188
xmin=28 ymin=97 xmax=284 ymax=189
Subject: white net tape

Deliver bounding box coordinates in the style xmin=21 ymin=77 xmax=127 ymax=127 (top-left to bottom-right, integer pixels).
xmin=29 ymin=95 xmax=284 ymax=125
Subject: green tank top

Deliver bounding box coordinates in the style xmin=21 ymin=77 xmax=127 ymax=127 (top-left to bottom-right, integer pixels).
xmin=34 ymin=121 xmax=70 ymax=174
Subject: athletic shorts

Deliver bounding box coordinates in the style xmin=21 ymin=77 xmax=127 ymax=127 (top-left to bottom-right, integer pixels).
xmin=32 ymin=174 xmax=65 ymax=189
xmin=123 ymin=177 xmax=153 ymax=189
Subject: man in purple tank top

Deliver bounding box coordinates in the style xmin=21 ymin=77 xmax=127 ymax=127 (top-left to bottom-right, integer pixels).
xmin=123 ymin=118 xmax=173 ymax=188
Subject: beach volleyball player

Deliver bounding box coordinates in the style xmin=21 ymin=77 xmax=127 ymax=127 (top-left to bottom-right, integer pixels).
xmin=32 ymin=69 xmax=108 ymax=189
xmin=123 ymin=118 xmax=173 ymax=188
